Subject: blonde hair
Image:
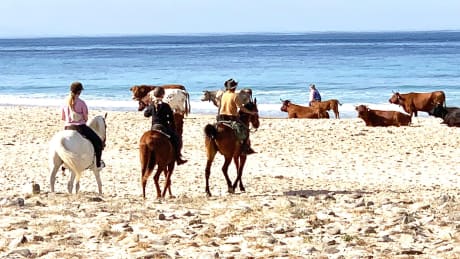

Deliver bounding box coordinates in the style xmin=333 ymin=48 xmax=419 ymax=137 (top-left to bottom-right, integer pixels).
xmin=66 ymin=92 xmax=79 ymax=111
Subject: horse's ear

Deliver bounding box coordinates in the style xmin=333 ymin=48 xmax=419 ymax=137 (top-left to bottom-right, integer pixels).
xmin=280 ymin=98 xmax=284 ymax=102
xmin=104 ymin=113 xmax=107 ymax=119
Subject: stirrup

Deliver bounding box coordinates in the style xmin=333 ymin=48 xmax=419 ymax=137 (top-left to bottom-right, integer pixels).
xmin=97 ymin=160 xmax=106 ymax=170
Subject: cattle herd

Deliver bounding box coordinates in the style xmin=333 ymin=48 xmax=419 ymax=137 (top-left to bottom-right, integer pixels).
xmin=130 ymin=85 xmax=459 ymax=128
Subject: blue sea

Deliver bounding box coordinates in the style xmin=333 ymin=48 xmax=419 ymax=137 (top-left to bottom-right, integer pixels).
xmin=1 ymin=31 xmax=459 ymax=118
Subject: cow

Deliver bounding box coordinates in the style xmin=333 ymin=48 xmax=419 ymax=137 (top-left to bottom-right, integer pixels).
xmin=311 ymin=99 xmax=342 ymax=119
xmin=147 ymin=88 xmax=191 ymax=116
xmin=130 ymin=84 xmax=186 ymax=101
xmin=388 ymin=91 xmax=446 ymax=118
xmin=280 ymin=100 xmax=329 ymax=119
xmin=355 ymin=105 xmax=411 ymax=127
xmin=201 ymin=88 xmax=253 ymax=108
xmin=130 ymin=84 xmax=191 ymax=115
xmin=430 ymin=104 xmax=460 ymax=127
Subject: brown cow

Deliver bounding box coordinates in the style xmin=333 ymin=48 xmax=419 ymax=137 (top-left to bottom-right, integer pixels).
xmin=356 ymin=105 xmax=411 ymax=127
xmin=280 ymin=100 xmax=329 ymax=119
xmin=388 ymin=91 xmax=446 ymax=117
xmin=130 ymin=84 xmax=186 ymax=101
xmin=130 ymin=84 xmax=187 ymax=112
xmin=311 ymin=99 xmax=341 ymax=119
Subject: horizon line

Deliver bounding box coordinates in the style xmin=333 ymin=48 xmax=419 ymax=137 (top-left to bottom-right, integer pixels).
xmin=1 ymin=29 xmax=460 ymax=40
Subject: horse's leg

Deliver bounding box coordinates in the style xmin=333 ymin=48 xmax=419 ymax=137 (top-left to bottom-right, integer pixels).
xmin=74 ymin=173 xmax=82 ymax=194
xmin=49 ymin=153 xmax=62 ymax=193
xmin=153 ymin=166 xmax=164 ymax=199
xmin=205 ymin=140 xmax=217 ymax=197
xmin=233 ymin=155 xmax=247 ymax=192
xmin=140 ymin=146 xmax=153 ymax=199
xmin=92 ymin=169 xmax=103 ymax=195
xmin=162 ymin=164 xmax=174 ymax=198
xmin=222 ymin=156 xmax=234 ymax=194
xmin=67 ymin=171 xmax=76 ymax=193
xmin=165 ymin=163 xmax=175 ymax=198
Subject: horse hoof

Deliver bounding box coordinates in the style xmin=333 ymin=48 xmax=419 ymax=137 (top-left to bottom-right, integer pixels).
xmin=228 ymin=188 xmax=235 ymax=194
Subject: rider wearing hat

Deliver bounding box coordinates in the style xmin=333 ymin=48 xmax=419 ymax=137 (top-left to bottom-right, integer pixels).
xmin=62 ymin=81 xmax=105 ymax=170
xmin=218 ymin=78 xmax=257 ymax=155
xmin=144 ymin=86 xmax=187 ymax=165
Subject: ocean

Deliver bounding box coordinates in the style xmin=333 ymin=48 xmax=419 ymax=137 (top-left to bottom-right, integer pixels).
xmin=1 ymin=31 xmax=459 ymax=118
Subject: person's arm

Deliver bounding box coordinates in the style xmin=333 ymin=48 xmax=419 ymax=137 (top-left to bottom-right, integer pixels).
xmin=81 ymin=101 xmax=89 ymax=122
xmin=144 ymin=104 xmax=153 ymax=117
xmin=61 ymin=107 xmax=66 ymax=121
xmin=309 ymin=90 xmax=314 ymax=102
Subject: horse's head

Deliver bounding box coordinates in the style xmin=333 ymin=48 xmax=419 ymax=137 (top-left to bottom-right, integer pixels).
xmin=88 ymin=113 xmax=107 ymax=147
xmin=240 ymin=98 xmax=260 ymax=129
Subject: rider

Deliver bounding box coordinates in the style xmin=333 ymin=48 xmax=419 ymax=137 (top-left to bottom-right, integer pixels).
xmin=61 ymin=81 xmax=105 ymax=170
xmin=217 ymin=78 xmax=257 ymax=155
xmin=144 ymin=87 xmax=187 ymax=165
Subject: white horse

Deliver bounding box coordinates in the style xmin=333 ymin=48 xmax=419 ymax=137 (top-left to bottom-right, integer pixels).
xmin=49 ymin=114 xmax=107 ymax=194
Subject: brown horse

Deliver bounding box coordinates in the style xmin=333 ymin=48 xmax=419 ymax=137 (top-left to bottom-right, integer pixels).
xmin=139 ymin=129 xmax=175 ymax=199
xmin=203 ymin=99 xmax=260 ymax=196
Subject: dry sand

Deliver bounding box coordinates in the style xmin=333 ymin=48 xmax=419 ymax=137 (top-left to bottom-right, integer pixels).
xmin=1 ymin=105 xmax=459 ymax=258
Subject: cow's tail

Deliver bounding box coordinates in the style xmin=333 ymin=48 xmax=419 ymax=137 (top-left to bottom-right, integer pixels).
xmin=185 ymin=91 xmax=191 ymax=116
xmin=204 ymin=124 xmax=217 ymax=139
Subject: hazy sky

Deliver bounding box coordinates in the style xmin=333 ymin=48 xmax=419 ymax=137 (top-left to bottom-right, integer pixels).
xmin=1 ymin=0 xmax=459 ymax=38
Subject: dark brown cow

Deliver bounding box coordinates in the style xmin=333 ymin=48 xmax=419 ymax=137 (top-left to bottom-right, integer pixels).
xmin=430 ymin=104 xmax=460 ymax=127
xmin=280 ymin=100 xmax=329 ymax=119
xmin=311 ymin=99 xmax=341 ymax=119
xmin=356 ymin=105 xmax=411 ymax=127
xmin=388 ymin=91 xmax=446 ymax=117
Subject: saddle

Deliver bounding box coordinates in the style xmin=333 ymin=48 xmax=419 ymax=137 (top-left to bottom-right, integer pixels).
xmin=217 ymin=120 xmax=247 ymax=141
xmin=151 ymin=124 xmax=171 ymax=138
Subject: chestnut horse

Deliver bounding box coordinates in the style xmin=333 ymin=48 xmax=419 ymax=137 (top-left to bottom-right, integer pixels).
xmin=139 ymin=129 xmax=176 ymax=199
xmin=203 ymin=99 xmax=260 ymax=196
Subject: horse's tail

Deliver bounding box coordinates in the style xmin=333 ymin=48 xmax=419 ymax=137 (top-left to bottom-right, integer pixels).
xmin=204 ymin=124 xmax=217 ymax=139
xmin=53 ymin=137 xmax=84 ymax=179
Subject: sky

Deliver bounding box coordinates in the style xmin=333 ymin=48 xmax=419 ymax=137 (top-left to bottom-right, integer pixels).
xmin=1 ymin=0 xmax=459 ymax=38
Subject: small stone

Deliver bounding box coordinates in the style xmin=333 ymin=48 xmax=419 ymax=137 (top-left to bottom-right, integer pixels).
xmin=32 ymin=183 xmax=40 ymax=194
xmin=158 ymin=213 xmax=166 ymax=220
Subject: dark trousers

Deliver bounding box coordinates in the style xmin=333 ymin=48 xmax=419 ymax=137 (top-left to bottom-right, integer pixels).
xmin=65 ymin=124 xmax=103 ymax=167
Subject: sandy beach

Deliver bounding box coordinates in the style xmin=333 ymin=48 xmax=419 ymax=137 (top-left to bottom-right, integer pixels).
xmin=1 ymin=105 xmax=460 ymax=258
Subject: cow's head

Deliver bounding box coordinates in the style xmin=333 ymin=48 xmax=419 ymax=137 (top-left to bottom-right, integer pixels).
xmin=355 ymin=105 xmax=369 ymax=118
xmin=201 ymin=90 xmax=211 ymax=102
xmin=280 ymin=99 xmax=291 ymax=112
xmin=389 ymin=92 xmax=403 ymax=105
xmin=130 ymin=85 xmax=156 ymax=100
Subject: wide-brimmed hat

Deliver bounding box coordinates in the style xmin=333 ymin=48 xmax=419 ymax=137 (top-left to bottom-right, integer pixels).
xmin=224 ymin=78 xmax=238 ymax=90
xmin=309 ymin=83 xmax=316 ymax=89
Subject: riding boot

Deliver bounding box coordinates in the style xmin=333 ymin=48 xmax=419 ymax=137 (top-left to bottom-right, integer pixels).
xmin=174 ymin=137 xmax=187 ymax=165
xmin=241 ymin=140 xmax=256 ymax=155
xmin=176 ymin=148 xmax=188 ymax=165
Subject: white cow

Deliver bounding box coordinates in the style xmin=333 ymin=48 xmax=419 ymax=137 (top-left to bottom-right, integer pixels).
xmin=148 ymin=88 xmax=191 ymax=116
xmin=201 ymin=88 xmax=253 ymax=108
